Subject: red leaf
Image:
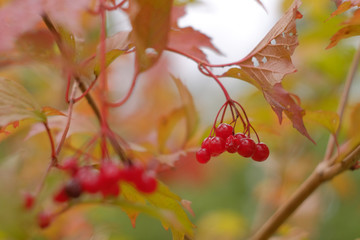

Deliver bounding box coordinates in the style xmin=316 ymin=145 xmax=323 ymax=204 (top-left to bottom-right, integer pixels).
xmin=129 ymin=0 xmax=173 ymax=72
xmin=222 ymin=0 xmax=314 ymax=142
xmin=167 ymin=7 xmax=221 ymax=63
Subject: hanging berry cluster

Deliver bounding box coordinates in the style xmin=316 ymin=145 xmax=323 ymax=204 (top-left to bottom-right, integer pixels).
xmin=196 ymin=100 xmax=269 ymax=164
xmin=25 ymin=158 xmax=157 ymax=229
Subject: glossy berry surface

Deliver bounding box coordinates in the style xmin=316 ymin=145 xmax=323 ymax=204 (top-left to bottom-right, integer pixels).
xmin=37 ymin=211 xmax=52 ymax=229
xmin=135 ymin=174 xmax=158 ymax=193
xmin=64 ymin=178 xmax=83 ymax=198
xmin=237 ymin=138 xmax=256 ymax=157
xmin=209 ymin=136 xmax=225 ymax=156
xmin=234 ymin=133 xmax=246 ymax=140
xmin=225 ymin=135 xmax=240 ymax=153
xmin=252 ymin=142 xmax=270 ymax=162
xmin=201 ymin=137 xmax=212 ymax=151
xmin=215 ymin=123 xmax=233 ymax=140
xmin=196 ymin=148 xmax=211 ymax=164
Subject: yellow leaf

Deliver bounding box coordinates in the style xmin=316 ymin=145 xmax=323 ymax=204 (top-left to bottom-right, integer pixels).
xmin=304 ymin=110 xmax=340 ymax=134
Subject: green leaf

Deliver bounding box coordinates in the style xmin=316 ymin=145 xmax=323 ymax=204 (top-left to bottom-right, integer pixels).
xmin=120 ymin=181 xmax=194 ymax=239
xmin=0 ymin=78 xmax=41 ymax=126
xmin=304 ymin=110 xmax=340 ymax=134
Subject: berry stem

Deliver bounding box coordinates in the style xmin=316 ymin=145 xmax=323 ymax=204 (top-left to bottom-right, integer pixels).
xmin=43 ymin=121 xmax=57 ymax=166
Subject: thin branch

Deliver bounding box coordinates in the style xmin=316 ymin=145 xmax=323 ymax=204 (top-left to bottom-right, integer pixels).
xmin=324 ymin=42 xmax=360 ymax=162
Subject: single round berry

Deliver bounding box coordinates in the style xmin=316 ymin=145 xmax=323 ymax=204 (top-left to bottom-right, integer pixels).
xmin=135 ymin=173 xmax=158 ymax=194
xmin=23 ymin=192 xmax=35 ymax=210
xmin=252 ymin=142 xmax=270 ymax=162
xmin=215 ymin=123 xmax=233 ymax=140
xmin=64 ymin=178 xmax=83 ymax=198
xmin=99 ymin=161 xmax=121 ymax=185
xmin=201 ymin=137 xmax=212 ymax=151
xmin=196 ymin=148 xmax=211 ymax=164
xmin=76 ymin=168 xmax=100 ymax=193
xmin=37 ymin=211 xmax=52 ymax=229
xmin=237 ymin=138 xmax=256 ymax=157
xmin=234 ymin=133 xmax=246 ymax=140
xmin=209 ymin=136 xmax=225 ymax=156
xmin=53 ymin=187 xmax=69 ymax=203
xmin=225 ymin=135 xmax=241 ymax=153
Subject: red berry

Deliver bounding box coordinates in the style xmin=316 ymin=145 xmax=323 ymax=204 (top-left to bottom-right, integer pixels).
xmin=53 ymin=187 xmax=69 ymax=203
xmin=201 ymin=137 xmax=212 ymax=151
xmin=64 ymin=178 xmax=83 ymax=198
xmin=100 ymin=183 xmax=120 ymax=197
xmin=135 ymin=173 xmax=157 ymax=194
xmin=196 ymin=148 xmax=211 ymax=163
xmin=119 ymin=165 xmax=144 ymax=183
xmin=76 ymin=168 xmax=100 ymax=193
xmin=37 ymin=211 xmax=52 ymax=229
xmin=252 ymin=142 xmax=270 ymax=162
xmin=215 ymin=123 xmax=233 ymax=140
xmin=99 ymin=161 xmax=121 ymax=185
xmin=60 ymin=157 xmax=79 ymax=176
xmin=234 ymin=133 xmax=246 ymax=140
xmin=209 ymin=136 xmax=225 ymax=156
xmin=23 ymin=192 xmax=35 ymax=210
xmin=225 ymin=135 xmax=240 ymax=153
xmin=237 ymin=138 xmax=256 ymax=157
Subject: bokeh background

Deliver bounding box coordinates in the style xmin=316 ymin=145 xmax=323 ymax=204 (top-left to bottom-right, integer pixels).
xmin=1 ymin=0 xmax=360 ymax=239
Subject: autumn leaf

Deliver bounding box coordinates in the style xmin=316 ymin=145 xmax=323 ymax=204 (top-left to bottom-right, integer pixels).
xmin=304 ymin=110 xmax=340 ymax=134
xmin=0 ymin=0 xmax=89 ymax=53
xmin=167 ymin=6 xmax=221 ymax=63
xmin=129 ymin=0 xmax=173 ymax=72
xmin=222 ymin=0 xmax=314 ymax=142
xmin=120 ymin=181 xmax=194 ymax=239
xmin=327 ymin=1 xmax=360 ymax=49
xmin=41 ymin=106 xmax=67 ymax=117
xmin=0 ymin=78 xmax=41 ymax=126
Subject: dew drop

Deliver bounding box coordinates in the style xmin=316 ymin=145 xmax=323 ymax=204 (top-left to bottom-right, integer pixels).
xmin=252 ymin=57 xmax=259 ymax=67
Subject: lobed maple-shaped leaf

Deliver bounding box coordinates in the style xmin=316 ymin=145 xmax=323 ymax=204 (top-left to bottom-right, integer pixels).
xmin=167 ymin=6 xmax=221 ymax=63
xmin=327 ymin=1 xmax=360 ymax=49
xmin=222 ymin=0 xmax=314 ymax=142
xmin=129 ymin=0 xmax=173 ymax=72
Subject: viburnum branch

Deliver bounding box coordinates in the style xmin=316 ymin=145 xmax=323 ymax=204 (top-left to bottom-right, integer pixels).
xmin=56 ymin=83 xmax=77 ymax=155
xmin=252 ymin=44 xmax=360 ymax=240
xmin=324 ymin=41 xmax=360 ymax=162
xmin=106 ymin=72 xmax=139 ymax=107
xmin=43 ymin=121 xmax=57 ymax=166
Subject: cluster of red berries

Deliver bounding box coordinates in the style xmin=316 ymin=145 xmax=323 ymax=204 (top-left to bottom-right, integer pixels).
xmin=196 ymin=123 xmax=269 ymax=164
xmin=25 ymin=158 xmax=157 ymax=229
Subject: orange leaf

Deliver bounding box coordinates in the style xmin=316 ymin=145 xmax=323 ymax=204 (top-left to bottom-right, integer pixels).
xmin=129 ymin=0 xmax=173 ymax=72
xmin=167 ymin=6 xmax=221 ymax=63
xmin=222 ymin=0 xmax=314 ymax=142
